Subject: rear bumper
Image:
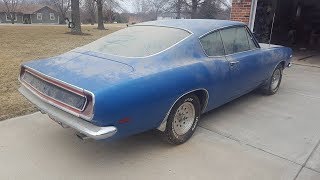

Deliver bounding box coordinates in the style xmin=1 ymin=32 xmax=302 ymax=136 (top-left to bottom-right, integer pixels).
xmin=19 ymin=86 xmax=117 ymax=140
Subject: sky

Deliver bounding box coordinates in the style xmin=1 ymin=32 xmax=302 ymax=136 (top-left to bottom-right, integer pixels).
xmin=119 ymin=1 xmax=135 ymax=12
xmin=118 ymin=0 xmax=232 ymax=13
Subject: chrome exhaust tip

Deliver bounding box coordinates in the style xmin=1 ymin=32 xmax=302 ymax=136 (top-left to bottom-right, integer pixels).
xmin=76 ymin=133 xmax=90 ymax=140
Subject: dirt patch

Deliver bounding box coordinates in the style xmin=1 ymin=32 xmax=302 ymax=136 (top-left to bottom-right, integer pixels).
xmin=0 ymin=24 xmax=125 ymax=120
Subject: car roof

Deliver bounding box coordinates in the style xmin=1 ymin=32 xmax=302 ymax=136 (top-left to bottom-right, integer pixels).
xmin=135 ymin=19 xmax=246 ymax=36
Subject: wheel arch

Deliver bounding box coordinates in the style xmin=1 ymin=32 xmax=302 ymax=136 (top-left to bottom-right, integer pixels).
xmin=279 ymin=61 xmax=286 ymax=69
xmin=157 ymin=88 xmax=209 ymax=132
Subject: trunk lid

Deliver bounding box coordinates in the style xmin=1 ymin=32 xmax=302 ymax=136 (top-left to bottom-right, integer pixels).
xmin=22 ymin=50 xmax=135 ymax=92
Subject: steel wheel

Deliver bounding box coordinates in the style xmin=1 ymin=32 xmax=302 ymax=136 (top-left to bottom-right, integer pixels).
xmin=160 ymin=94 xmax=201 ymax=145
xmin=173 ymin=102 xmax=196 ymax=136
xmin=271 ymin=69 xmax=281 ymax=91
xmin=260 ymin=64 xmax=283 ymax=95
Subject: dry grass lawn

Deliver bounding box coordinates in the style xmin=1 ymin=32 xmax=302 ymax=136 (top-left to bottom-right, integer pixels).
xmin=0 ymin=24 xmax=125 ymax=120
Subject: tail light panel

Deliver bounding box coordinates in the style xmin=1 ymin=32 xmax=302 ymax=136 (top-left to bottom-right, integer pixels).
xmin=19 ymin=66 xmax=94 ymax=121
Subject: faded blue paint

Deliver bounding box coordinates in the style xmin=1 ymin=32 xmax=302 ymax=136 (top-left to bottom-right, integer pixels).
xmin=21 ymin=20 xmax=293 ymax=140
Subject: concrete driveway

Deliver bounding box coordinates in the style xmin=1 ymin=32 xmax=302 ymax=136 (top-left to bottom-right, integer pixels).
xmin=1 ymin=65 xmax=320 ymax=180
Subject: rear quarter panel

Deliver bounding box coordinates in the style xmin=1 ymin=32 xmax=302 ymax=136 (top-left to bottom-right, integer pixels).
xmin=92 ymin=62 xmax=212 ymax=139
xmin=259 ymin=45 xmax=293 ymax=80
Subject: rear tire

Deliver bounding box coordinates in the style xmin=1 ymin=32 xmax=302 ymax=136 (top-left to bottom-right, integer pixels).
xmin=260 ymin=64 xmax=283 ymax=95
xmin=161 ymin=94 xmax=201 ymax=145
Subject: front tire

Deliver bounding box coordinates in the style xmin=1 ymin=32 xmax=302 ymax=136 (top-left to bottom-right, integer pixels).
xmin=261 ymin=64 xmax=283 ymax=95
xmin=161 ymin=94 xmax=201 ymax=145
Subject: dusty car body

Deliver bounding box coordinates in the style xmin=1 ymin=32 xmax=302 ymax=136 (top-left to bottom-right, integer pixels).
xmin=19 ymin=19 xmax=292 ymax=144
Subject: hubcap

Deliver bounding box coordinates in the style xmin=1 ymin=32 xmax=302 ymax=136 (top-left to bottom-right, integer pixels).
xmin=271 ymin=69 xmax=281 ymax=91
xmin=173 ymin=102 xmax=196 ymax=136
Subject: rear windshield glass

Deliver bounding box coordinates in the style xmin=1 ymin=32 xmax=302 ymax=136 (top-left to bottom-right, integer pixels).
xmin=80 ymin=26 xmax=191 ymax=57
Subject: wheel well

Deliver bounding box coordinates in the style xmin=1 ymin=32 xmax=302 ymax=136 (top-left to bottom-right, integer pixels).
xmin=157 ymin=89 xmax=209 ymax=132
xmin=192 ymin=90 xmax=209 ymax=112
xmin=280 ymin=61 xmax=286 ymax=69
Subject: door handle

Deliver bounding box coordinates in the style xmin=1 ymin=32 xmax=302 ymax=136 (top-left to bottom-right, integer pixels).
xmin=229 ymin=61 xmax=239 ymax=67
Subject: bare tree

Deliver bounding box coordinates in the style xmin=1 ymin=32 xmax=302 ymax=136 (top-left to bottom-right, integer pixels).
xmin=84 ymin=0 xmax=96 ymax=25
xmin=105 ymin=0 xmax=126 ymax=12
xmin=185 ymin=0 xmax=204 ymax=18
xmin=216 ymin=0 xmax=231 ymax=9
xmin=70 ymin=0 xmax=82 ymax=34
xmin=1 ymin=0 xmax=23 ymax=24
xmin=175 ymin=0 xmax=183 ymax=19
xmin=167 ymin=0 xmax=183 ymax=19
xmin=149 ymin=0 xmax=169 ymax=20
xmin=132 ymin=0 xmax=155 ymax=14
xmin=132 ymin=0 xmax=142 ymax=13
xmin=94 ymin=0 xmax=105 ymax=30
xmin=103 ymin=0 xmax=124 ymax=22
xmin=47 ymin=0 xmax=71 ymax=24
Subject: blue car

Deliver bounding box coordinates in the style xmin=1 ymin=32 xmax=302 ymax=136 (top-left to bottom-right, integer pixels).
xmin=19 ymin=19 xmax=292 ymax=144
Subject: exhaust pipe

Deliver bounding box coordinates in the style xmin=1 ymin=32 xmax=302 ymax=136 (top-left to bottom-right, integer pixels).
xmin=76 ymin=133 xmax=90 ymax=140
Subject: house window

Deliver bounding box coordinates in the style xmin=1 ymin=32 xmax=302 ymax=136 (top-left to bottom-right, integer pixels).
xmin=6 ymin=13 xmax=17 ymax=21
xmin=50 ymin=13 xmax=55 ymax=20
xmin=37 ymin=13 xmax=42 ymax=20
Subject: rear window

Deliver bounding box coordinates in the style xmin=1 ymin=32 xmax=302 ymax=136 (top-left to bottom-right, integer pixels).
xmin=81 ymin=26 xmax=191 ymax=57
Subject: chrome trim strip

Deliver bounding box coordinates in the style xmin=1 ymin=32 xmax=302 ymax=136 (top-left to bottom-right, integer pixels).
xmin=225 ymin=48 xmax=259 ymax=57
xmin=20 ymin=65 xmax=95 ymax=121
xmin=76 ymin=25 xmax=194 ymax=59
xmin=133 ymin=24 xmax=194 ymax=34
xmin=22 ymin=69 xmax=88 ymax=112
xmin=157 ymin=88 xmax=209 ymax=132
xmin=244 ymin=26 xmax=261 ymax=48
xmin=199 ymin=24 xmax=245 ymax=39
xmin=19 ymin=86 xmax=116 ymax=140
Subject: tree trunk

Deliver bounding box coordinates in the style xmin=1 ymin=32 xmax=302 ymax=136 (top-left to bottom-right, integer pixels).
xmin=10 ymin=13 xmax=14 ymax=24
xmin=97 ymin=0 xmax=105 ymax=30
xmin=60 ymin=12 xmax=67 ymax=24
xmin=176 ymin=0 xmax=182 ymax=19
xmin=71 ymin=0 xmax=82 ymax=34
xmin=90 ymin=11 xmax=95 ymax=25
xmin=191 ymin=0 xmax=198 ymax=19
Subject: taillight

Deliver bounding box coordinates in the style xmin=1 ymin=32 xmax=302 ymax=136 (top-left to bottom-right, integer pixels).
xmin=20 ymin=66 xmax=94 ymax=121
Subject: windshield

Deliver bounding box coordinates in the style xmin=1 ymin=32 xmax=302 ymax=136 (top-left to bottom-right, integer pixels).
xmin=80 ymin=26 xmax=191 ymax=57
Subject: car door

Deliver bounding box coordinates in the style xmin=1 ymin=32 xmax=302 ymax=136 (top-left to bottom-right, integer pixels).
xmin=199 ymin=30 xmax=235 ymax=108
xmin=220 ymin=26 xmax=264 ymax=98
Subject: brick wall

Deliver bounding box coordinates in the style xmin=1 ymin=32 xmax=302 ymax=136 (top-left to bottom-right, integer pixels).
xmin=230 ymin=0 xmax=252 ymax=24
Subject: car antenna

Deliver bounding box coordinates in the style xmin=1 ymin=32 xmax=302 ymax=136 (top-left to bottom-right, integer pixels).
xmin=269 ymin=0 xmax=279 ymax=47
xmin=269 ymin=12 xmax=276 ymax=47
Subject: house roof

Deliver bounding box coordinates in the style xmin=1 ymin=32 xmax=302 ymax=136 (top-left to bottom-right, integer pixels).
xmin=0 ymin=4 xmax=57 ymax=14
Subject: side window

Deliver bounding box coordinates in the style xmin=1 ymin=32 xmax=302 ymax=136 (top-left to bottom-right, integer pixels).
xmin=200 ymin=31 xmax=225 ymax=56
xmin=220 ymin=27 xmax=250 ymax=54
xmin=245 ymin=28 xmax=258 ymax=49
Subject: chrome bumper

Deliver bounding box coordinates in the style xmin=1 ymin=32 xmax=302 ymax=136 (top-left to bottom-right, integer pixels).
xmin=19 ymin=86 xmax=117 ymax=140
